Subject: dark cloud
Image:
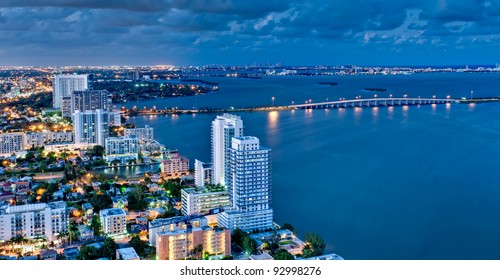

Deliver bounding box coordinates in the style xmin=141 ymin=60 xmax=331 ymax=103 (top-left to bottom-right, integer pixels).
xmin=0 ymin=0 xmax=498 ymax=65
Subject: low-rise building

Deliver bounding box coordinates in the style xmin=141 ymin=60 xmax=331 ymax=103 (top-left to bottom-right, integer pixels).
xmin=161 ymin=155 xmax=189 ymax=178
xmin=116 ymin=247 xmax=140 ymax=260
xmin=99 ymin=208 xmax=126 ymax=236
xmin=104 ymin=136 xmax=138 ymax=162
xmin=181 ymin=187 xmax=229 ymax=216
xmin=156 ymin=226 xmax=231 ymax=260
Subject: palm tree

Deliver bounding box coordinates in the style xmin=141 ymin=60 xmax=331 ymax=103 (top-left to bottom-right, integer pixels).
xmin=68 ymin=222 xmax=80 ymax=245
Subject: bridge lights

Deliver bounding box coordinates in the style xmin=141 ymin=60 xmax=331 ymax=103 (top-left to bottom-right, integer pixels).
xmin=433 ymin=95 xmax=436 ymax=99
xmin=403 ymin=94 xmax=407 ymax=98
xmin=374 ymin=94 xmax=378 ymax=98
xmin=272 ymin=96 xmax=275 ymax=107
xmin=446 ymin=95 xmax=450 ymax=99
xmin=389 ymin=94 xmax=392 ymax=98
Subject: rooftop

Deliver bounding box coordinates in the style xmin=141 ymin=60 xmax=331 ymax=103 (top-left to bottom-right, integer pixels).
xmin=116 ymin=247 xmax=140 ymax=260
xmin=100 ymin=208 xmax=126 ymax=216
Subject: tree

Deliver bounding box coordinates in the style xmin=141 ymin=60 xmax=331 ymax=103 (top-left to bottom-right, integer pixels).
xmin=272 ymin=249 xmax=295 ymax=260
xmin=90 ymin=193 xmax=112 ymax=212
xmin=91 ymin=145 xmax=104 ymax=157
xmin=128 ymin=236 xmax=149 ymax=258
xmin=127 ymin=185 xmax=147 ymax=211
xmin=77 ymin=245 xmax=101 ymax=260
xmin=304 ymin=233 xmax=326 ymax=257
xmin=242 ymin=236 xmax=257 ymax=254
xmin=68 ymin=222 xmax=80 ymax=245
xmin=231 ymin=228 xmax=245 ymax=246
xmin=89 ymin=215 xmax=102 ymax=237
xmin=281 ymin=223 xmax=296 ymax=234
xmin=102 ymin=237 xmax=118 ymax=260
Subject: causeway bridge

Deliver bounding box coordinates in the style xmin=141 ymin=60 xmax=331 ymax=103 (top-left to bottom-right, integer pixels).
xmin=291 ymin=97 xmax=458 ymax=110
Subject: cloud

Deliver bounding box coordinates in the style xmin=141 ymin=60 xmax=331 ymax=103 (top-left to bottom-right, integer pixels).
xmin=0 ymin=0 xmax=499 ymax=65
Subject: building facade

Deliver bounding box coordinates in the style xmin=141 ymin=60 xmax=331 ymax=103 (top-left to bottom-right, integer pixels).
xmin=73 ymin=109 xmax=109 ymax=146
xmin=52 ymin=74 xmax=88 ymax=109
xmin=181 ymin=188 xmax=229 ymax=216
xmin=104 ymin=136 xmax=138 ymax=162
xmin=0 ymin=132 xmax=25 ymax=156
xmin=0 ymin=202 xmax=68 ymax=242
xmin=218 ymin=136 xmax=274 ymax=232
xmin=71 ymin=90 xmax=112 ymax=116
xmin=99 ymin=208 xmax=126 ymax=235
xmin=124 ymin=125 xmax=154 ymax=144
xmin=194 ymin=159 xmax=212 ymax=187
xmin=148 ymin=216 xmax=208 ymax=247
xmin=211 ymin=114 xmax=243 ymax=185
xmin=161 ymin=155 xmax=189 ymax=178
xmin=156 ymin=227 xmax=230 ymax=260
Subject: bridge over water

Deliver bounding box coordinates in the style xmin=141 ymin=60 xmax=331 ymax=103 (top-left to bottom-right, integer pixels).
xmin=291 ymin=97 xmax=458 ymax=110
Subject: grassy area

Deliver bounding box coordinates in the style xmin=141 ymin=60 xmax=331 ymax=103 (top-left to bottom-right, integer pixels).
xmin=279 ymin=240 xmax=295 ymax=246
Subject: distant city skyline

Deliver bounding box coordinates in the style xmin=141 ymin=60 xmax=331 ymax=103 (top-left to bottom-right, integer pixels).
xmin=0 ymin=0 xmax=499 ymax=66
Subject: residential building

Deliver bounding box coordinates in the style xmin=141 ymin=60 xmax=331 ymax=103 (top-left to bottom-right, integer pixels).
xmin=218 ymin=136 xmax=274 ymax=232
xmin=104 ymin=136 xmax=138 ymax=162
xmin=194 ymin=159 xmax=212 ymax=187
xmin=52 ymin=74 xmax=88 ymax=109
xmin=61 ymin=96 xmax=72 ymax=118
xmin=211 ymin=114 xmax=243 ymax=185
xmin=148 ymin=215 xmax=207 ymax=247
xmin=25 ymin=131 xmax=74 ymax=148
xmin=99 ymin=208 xmax=126 ymax=235
xmin=0 ymin=201 xmax=68 ymax=242
xmin=109 ymin=110 xmax=122 ymax=126
xmin=181 ymin=187 xmax=229 ymax=216
xmin=116 ymin=247 xmax=140 ymax=260
xmin=124 ymin=125 xmax=154 ymax=144
xmin=73 ymin=109 xmax=109 ymax=146
xmin=161 ymin=155 xmax=189 ymax=178
xmin=156 ymin=226 xmax=231 ymax=260
xmin=0 ymin=132 xmax=25 ymax=156
xmin=71 ymin=90 xmax=112 ymax=116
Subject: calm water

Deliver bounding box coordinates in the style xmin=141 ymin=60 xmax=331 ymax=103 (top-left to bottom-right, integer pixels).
xmin=127 ymin=73 xmax=500 ymax=259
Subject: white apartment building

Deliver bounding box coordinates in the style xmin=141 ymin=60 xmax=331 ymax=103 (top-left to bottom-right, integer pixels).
xmin=104 ymin=136 xmax=138 ymax=162
xmin=181 ymin=187 xmax=229 ymax=216
xmin=99 ymin=208 xmax=126 ymax=235
xmin=73 ymin=109 xmax=109 ymax=146
xmin=211 ymin=114 xmax=243 ymax=185
xmin=161 ymin=155 xmax=189 ymax=178
xmin=148 ymin=216 xmax=208 ymax=247
xmin=124 ymin=125 xmax=154 ymax=144
xmin=52 ymin=74 xmax=88 ymax=109
xmin=0 ymin=132 xmax=25 ymax=156
xmin=0 ymin=202 xmax=68 ymax=242
xmin=194 ymin=159 xmax=212 ymax=187
xmin=25 ymin=131 xmax=74 ymax=148
xmin=218 ymin=136 xmax=274 ymax=232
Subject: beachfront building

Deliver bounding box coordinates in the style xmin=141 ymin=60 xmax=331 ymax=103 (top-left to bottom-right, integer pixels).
xmin=104 ymin=136 xmax=139 ymax=162
xmin=161 ymin=155 xmax=189 ymax=178
xmin=0 ymin=202 xmax=68 ymax=242
xmin=0 ymin=132 xmax=25 ymax=156
xmin=73 ymin=109 xmax=109 ymax=146
xmin=211 ymin=114 xmax=243 ymax=185
xmin=181 ymin=187 xmax=229 ymax=216
xmin=156 ymin=226 xmax=230 ymax=260
xmin=52 ymin=74 xmax=88 ymax=109
xmin=99 ymin=208 xmax=127 ymax=235
xmin=124 ymin=125 xmax=154 ymax=144
xmin=218 ymin=136 xmax=274 ymax=232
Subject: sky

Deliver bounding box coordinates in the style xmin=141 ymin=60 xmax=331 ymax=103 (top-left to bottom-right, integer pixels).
xmin=0 ymin=0 xmax=499 ymax=66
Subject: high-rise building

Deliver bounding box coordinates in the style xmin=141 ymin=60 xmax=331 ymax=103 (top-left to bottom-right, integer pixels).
xmin=194 ymin=159 xmax=212 ymax=187
xmin=124 ymin=125 xmax=154 ymax=144
xmin=0 ymin=132 xmax=25 ymax=156
xmin=61 ymin=96 xmax=73 ymax=118
xmin=181 ymin=187 xmax=229 ymax=216
xmin=218 ymin=136 xmax=274 ymax=232
xmin=104 ymin=136 xmax=138 ymax=162
xmin=52 ymin=74 xmax=88 ymax=109
xmin=73 ymin=109 xmax=109 ymax=146
xmin=0 ymin=202 xmax=68 ymax=242
xmin=71 ymin=90 xmax=112 ymax=116
xmin=211 ymin=114 xmax=243 ymax=185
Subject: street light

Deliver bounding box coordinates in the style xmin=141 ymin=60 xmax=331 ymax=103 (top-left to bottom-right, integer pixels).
xmin=272 ymin=96 xmax=275 ymax=107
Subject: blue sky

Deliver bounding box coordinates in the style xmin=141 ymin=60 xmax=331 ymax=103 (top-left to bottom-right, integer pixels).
xmin=0 ymin=0 xmax=499 ymax=66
